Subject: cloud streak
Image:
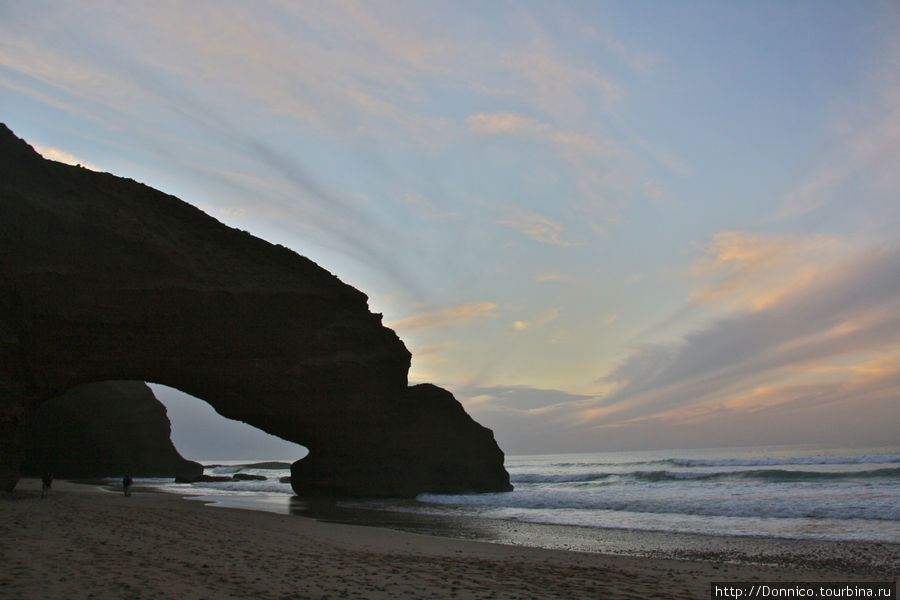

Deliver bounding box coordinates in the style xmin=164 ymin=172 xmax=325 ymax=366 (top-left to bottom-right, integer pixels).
xmin=513 ymin=307 xmax=561 ymax=331
xmin=587 ymin=242 xmax=900 ymax=429
xmin=687 ymin=231 xmax=846 ymax=310
xmin=498 ymin=208 xmax=575 ymax=246
xmin=388 ymin=302 xmax=498 ymax=331
xmin=776 ymin=36 xmax=900 ymax=224
xmin=467 ymin=111 xmax=619 ymax=158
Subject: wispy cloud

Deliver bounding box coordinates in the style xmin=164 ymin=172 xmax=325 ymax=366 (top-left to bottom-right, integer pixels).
xmin=461 ymin=384 xmax=595 ymax=413
xmin=639 ymin=140 xmax=691 ymax=178
xmin=495 ymin=12 xmax=624 ymax=120
xmin=467 ymin=109 xmax=639 ymax=233
xmin=776 ymin=37 xmax=900 ymax=224
xmin=412 ymin=343 xmax=455 ymax=356
xmin=687 ymin=231 xmax=847 ymax=311
xmin=512 ymin=307 xmax=561 ymax=331
xmin=467 ymin=111 xmax=619 ymax=158
xmin=535 ymin=271 xmax=565 ymax=283
xmin=457 ymin=383 xmax=602 ymax=453
xmin=402 ymin=192 xmax=460 ymax=222
xmin=388 ymin=301 xmax=498 ymax=331
xmin=498 ymin=207 xmax=575 ymax=246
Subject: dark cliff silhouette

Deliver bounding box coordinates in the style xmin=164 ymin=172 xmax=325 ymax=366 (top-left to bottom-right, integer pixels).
xmin=0 ymin=123 xmax=511 ymax=496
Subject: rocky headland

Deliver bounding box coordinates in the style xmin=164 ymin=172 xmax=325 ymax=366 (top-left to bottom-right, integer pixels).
xmin=0 ymin=123 xmax=511 ymax=496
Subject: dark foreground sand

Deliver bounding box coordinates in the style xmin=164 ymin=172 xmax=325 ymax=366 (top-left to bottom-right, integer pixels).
xmin=1 ymin=479 xmax=895 ymax=600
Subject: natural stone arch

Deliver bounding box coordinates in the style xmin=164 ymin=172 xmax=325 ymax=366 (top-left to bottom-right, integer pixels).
xmin=0 ymin=124 xmax=511 ymax=496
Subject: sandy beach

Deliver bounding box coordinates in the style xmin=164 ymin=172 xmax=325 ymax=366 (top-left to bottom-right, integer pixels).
xmin=2 ymin=479 xmax=895 ymax=600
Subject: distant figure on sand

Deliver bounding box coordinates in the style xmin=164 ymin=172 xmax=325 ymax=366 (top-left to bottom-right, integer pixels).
xmin=41 ymin=472 xmax=53 ymax=498
xmin=123 ymin=474 xmax=133 ymax=496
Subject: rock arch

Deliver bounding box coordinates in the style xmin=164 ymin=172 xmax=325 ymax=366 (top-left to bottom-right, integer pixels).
xmin=0 ymin=124 xmax=511 ymax=496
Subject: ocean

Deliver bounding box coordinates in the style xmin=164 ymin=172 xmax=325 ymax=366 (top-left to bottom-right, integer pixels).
xmin=142 ymin=444 xmax=899 ymax=549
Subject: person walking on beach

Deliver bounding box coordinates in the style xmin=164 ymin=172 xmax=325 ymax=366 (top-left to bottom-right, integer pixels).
xmin=41 ymin=472 xmax=53 ymax=498
xmin=123 ymin=474 xmax=133 ymax=497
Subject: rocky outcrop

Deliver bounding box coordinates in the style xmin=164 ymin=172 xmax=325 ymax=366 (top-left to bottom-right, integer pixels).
xmin=291 ymin=383 xmax=510 ymax=496
xmin=232 ymin=473 xmax=267 ymax=481
xmin=0 ymin=124 xmax=511 ymax=496
xmin=21 ymin=381 xmax=202 ymax=479
xmin=174 ymin=474 xmax=232 ymax=483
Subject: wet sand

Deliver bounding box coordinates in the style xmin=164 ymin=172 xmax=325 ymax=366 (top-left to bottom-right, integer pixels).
xmin=1 ymin=479 xmax=895 ymax=599
xmin=282 ymin=495 xmax=899 ymax=574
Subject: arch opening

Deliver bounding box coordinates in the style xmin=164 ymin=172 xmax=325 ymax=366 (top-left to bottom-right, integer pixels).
xmin=148 ymin=383 xmax=308 ymax=463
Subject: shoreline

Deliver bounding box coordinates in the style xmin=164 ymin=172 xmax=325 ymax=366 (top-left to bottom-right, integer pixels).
xmin=90 ymin=478 xmax=900 ymax=574
xmin=286 ymin=498 xmax=900 ymax=575
xmin=3 ymin=479 xmax=895 ymax=599
xmin=136 ymin=481 xmax=899 ymax=575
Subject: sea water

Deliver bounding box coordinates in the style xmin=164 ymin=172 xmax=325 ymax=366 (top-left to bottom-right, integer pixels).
xmin=409 ymin=445 xmax=900 ymax=543
xmin=147 ymin=444 xmax=900 ymax=544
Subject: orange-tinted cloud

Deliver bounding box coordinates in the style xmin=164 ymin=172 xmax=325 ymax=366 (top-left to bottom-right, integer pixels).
xmin=498 ymin=208 xmax=575 ymax=245
xmin=34 ymin=145 xmax=100 ymax=171
xmin=388 ymin=301 xmax=498 ymax=331
xmin=467 ymin=111 xmax=619 ymax=157
xmin=687 ymin=231 xmax=846 ymax=311
xmin=512 ymin=307 xmax=561 ymax=331
xmin=583 ymin=243 xmax=900 ymax=433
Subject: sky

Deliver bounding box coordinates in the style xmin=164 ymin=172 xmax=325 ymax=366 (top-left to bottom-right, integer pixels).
xmin=2 ymin=1 xmax=899 ymax=458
